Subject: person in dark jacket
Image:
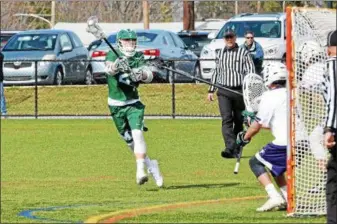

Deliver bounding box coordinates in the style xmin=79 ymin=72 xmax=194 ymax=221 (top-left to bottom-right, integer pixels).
xmin=0 ymin=51 xmax=7 ymax=117
xmin=241 ymin=31 xmax=264 ymax=75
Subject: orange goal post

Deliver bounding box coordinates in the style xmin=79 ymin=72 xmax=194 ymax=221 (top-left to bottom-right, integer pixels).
xmin=286 ymin=6 xmax=336 ymax=216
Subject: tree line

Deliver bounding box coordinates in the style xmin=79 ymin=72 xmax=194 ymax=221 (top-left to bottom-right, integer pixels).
xmin=0 ymin=1 xmax=336 ymax=30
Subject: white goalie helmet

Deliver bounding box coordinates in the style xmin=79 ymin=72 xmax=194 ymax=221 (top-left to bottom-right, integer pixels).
xmin=297 ymin=40 xmax=322 ymax=65
xmin=262 ymin=62 xmax=288 ymax=88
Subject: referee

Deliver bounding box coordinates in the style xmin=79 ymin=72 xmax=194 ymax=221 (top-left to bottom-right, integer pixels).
xmin=207 ymin=29 xmax=255 ymax=159
xmin=324 ymin=29 xmax=337 ymax=224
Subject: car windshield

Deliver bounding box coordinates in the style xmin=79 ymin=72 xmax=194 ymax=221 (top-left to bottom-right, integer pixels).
xmin=104 ymin=32 xmax=158 ymax=47
xmin=179 ymin=35 xmax=210 ymax=49
xmin=1 ymin=35 xmax=15 ymax=49
xmin=3 ymin=34 xmax=57 ymax=51
xmin=217 ymin=20 xmax=282 ymax=38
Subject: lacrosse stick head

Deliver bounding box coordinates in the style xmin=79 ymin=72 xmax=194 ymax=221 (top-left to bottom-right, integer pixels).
xmin=86 ymin=16 xmax=106 ymax=39
xmin=243 ymin=73 xmax=266 ymax=112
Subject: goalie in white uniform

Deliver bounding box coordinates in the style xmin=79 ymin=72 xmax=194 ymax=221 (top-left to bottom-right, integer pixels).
xmin=236 ymin=62 xmax=288 ymax=212
xmin=296 ymin=40 xmax=328 ymax=170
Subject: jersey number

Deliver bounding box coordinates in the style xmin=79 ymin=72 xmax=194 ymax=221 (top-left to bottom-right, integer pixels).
xmin=118 ymin=73 xmax=132 ymax=86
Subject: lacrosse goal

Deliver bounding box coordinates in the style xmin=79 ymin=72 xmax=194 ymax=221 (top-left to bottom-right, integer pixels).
xmin=286 ymin=6 xmax=336 ymax=216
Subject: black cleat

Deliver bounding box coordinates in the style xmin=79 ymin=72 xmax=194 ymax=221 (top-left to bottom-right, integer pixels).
xmin=221 ymin=150 xmax=235 ymax=159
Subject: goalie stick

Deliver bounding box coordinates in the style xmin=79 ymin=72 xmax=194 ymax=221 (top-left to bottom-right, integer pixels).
xmin=85 ymin=16 xmax=243 ymax=96
xmin=234 ymin=73 xmax=266 ymax=174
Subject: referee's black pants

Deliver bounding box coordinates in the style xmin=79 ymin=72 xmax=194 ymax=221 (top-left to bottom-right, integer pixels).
xmin=217 ymin=87 xmax=245 ymax=154
xmin=327 ymin=145 xmax=336 ymax=224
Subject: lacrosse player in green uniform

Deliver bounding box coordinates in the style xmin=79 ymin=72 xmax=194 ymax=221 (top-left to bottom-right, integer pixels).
xmin=105 ymin=29 xmax=163 ymax=187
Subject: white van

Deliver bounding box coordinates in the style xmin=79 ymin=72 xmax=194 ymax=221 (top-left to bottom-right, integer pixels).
xmin=200 ymin=13 xmax=286 ymax=80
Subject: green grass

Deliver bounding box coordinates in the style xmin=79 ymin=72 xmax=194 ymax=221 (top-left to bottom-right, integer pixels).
xmin=4 ymin=84 xmax=219 ymax=116
xmin=1 ymin=119 xmax=326 ymax=223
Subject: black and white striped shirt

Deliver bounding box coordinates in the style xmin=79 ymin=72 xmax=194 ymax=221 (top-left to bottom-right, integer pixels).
xmin=209 ymin=44 xmax=255 ymax=92
xmin=325 ymin=56 xmax=337 ymax=131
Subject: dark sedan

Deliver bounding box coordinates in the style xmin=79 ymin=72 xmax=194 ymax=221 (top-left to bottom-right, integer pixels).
xmin=177 ymin=30 xmax=212 ymax=57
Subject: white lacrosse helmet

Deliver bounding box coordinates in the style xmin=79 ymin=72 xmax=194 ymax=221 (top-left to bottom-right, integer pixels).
xmin=263 ymin=62 xmax=288 ymax=88
xmin=297 ymin=40 xmax=322 ymax=65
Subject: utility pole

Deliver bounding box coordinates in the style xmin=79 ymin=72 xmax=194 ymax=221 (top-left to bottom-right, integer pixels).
xmin=235 ymin=1 xmax=238 ymax=15
xmin=143 ymin=0 xmax=149 ymax=29
xmin=51 ymin=0 xmax=55 ymax=28
xmin=257 ymin=1 xmax=261 ymax=13
xmin=326 ymin=1 xmax=333 ymax=8
xmin=183 ymin=0 xmax=194 ymax=30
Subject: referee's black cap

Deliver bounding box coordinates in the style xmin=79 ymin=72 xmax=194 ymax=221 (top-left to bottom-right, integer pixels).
xmin=326 ymin=30 xmax=337 ymax=47
xmin=223 ymin=29 xmax=236 ymax=38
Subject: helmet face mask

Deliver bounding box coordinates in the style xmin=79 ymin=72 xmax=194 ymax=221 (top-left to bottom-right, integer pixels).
xmin=262 ymin=62 xmax=288 ymax=88
xmin=117 ymin=29 xmax=137 ymax=57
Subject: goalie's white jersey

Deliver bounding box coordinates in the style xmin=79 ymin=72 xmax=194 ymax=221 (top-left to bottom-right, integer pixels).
xmin=295 ymin=62 xmax=328 ymax=160
xmin=300 ymin=62 xmax=327 ymax=92
xmin=295 ymin=119 xmax=327 ymax=160
xmin=256 ymin=88 xmax=287 ymax=146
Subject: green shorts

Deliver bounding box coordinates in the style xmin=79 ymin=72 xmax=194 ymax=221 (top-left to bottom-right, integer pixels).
xmin=109 ymin=101 xmax=145 ymax=138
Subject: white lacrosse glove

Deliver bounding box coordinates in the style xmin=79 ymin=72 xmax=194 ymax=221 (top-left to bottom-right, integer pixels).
xmin=129 ymin=67 xmax=144 ymax=82
xmin=115 ymin=57 xmax=130 ymax=73
xmin=105 ymin=57 xmax=130 ymax=75
xmin=129 ymin=67 xmax=153 ymax=83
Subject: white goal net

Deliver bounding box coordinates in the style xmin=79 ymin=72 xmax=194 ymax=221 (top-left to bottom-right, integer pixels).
xmin=287 ymin=7 xmax=336 ymax=216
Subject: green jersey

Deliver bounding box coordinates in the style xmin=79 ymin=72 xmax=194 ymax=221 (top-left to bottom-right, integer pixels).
xmin=105 ymin=50 xmax=146 ymax=106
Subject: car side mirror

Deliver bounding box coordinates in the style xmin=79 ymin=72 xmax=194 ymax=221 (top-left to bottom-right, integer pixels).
xmin=61 ymin=46 xmax=72 ymax=53
xmin=207 ymin=32 xmax=216 ymax=40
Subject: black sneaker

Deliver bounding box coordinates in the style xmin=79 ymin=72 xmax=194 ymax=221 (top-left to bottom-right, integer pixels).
xmin=221 ymin=149 xmax=235 ymax=159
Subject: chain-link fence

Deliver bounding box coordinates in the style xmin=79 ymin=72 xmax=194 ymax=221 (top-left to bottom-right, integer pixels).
xmin=2 ymin=58 xmax=283 ymax=118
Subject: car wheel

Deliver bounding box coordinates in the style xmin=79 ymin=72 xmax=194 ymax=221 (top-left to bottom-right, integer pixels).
xmin=85 ymin=69 xmax=94 ymax=85
xmin=193 ymin=64 xmax=201 ymax=84
xmin=54 ymin=68 xmax=63 ymax=86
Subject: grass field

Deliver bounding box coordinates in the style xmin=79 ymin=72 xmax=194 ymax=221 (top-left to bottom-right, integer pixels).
xmin=1 ymin=119 xmax=326 ymax=223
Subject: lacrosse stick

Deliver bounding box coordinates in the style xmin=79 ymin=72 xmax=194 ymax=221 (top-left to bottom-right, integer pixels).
xmin=162 ymin=66 xmax=243 ymax=96
xmin=86 ymin=17 xmax=243 ymax=95
xmin=87 ymin=16 xmax=141 ymax=80
xmin=234 ymin=73 xmax=266 ymax=174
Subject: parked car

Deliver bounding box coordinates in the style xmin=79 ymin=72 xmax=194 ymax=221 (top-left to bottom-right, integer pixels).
xmin=200 ymin=13 xmax=286 ymax=80
xmin=88 ymin=29 xmax=201 ymax=83
xmin=177 ymin=30 xmax=212 ymax=57
xmin=1 ymin=31 xmax=19 ymax=50
xmin=2 ymin=29 xmax=92 ymax=85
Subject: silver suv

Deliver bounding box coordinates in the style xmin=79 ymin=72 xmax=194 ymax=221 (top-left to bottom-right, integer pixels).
xmin=200 ymin=13 xmax=286 ymax=80
xmin=2 ymin=29 xmax=92 ymax=85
